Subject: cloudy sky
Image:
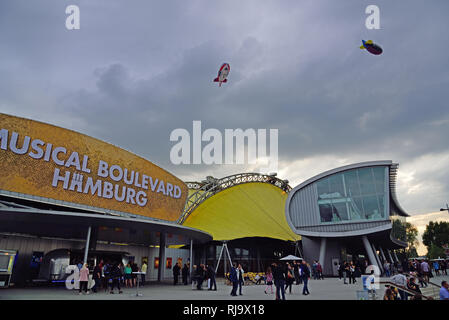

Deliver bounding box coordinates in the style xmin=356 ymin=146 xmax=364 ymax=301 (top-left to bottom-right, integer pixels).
xmin=1 ymin=0 xmax=448 ymax=245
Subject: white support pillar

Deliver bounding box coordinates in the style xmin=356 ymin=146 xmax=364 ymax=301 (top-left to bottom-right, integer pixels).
xmin=157 ymin=233 xmax=166 ymax=282
xmin=379 ymin=246 xmax=387 ymax=264
xmin=319 ymin=238 xmax=327 ymax=272
xmin=371 ymin=243 xmax=384 ymax=273
xmin=393 ymin=250 xmax=399 ymax=263
xmin=362 ymin=236 xmax=380 ymax=271
xmin=83 ymin=226 xmax=92 ymax=264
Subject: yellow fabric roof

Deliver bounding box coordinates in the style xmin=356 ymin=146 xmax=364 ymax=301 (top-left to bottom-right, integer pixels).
xmin=183 ymin=183 xmax=300 ymax=242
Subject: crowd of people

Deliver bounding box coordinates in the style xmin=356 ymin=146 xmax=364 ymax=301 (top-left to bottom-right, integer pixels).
xmin=75 ymin=259 xmax=148 ymax=295
xmin=190 ymin=263 xmax=218 ymax=291
xmin=384 ymin=259 xmax=449 ymax=300
xmin=224 ymin=260 xmax=313 ymax=300
xmin=337 ymin=260 xmax=363 ymax=284
xmin=73 ymin=256 xmax=449 ymax=300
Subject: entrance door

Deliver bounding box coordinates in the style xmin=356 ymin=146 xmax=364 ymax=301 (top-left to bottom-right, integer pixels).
xmin=331 ymin=258 xmax=340 ymax=276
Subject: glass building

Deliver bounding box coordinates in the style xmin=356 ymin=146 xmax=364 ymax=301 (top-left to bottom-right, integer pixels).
xmin=286 ymin=161 xmax=409 ymax=276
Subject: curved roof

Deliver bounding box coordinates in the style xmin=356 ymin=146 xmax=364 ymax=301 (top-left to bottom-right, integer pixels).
xmin=286 ymin=160 xmax=409 ymax=219
xmin=182 ymin=182 xmax=300 ymax=242
xmin=285 ymin=161 xmax=410 ymax=239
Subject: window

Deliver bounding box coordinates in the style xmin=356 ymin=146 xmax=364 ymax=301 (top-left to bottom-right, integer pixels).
xmin=315 ymin=166 xmax=388 ymax=224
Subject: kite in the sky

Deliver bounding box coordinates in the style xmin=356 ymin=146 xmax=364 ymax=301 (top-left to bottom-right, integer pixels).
xmin=213 ymin=63 xmax=230 ymax=87
xmin=360 ymin=40 xmax=383 ymax=55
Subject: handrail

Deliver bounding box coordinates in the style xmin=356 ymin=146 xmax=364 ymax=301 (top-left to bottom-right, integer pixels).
xmin=378 ymin=281 xmax=433 ymax=300
xmin=178 ymin=173 xmax=291 ymax=224
xmin=403 ymin=272 xmax=442 ymax=289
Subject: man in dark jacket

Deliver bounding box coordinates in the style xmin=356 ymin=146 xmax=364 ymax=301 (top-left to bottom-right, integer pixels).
xmin=293 ymin=261 xmax=301 ymax=285
xmin=207 ymin=265 xmax=217 ymax=291
xmin=173 ymin=262 xmax=181 ymax=285
xmin=300 ymin=260 xmax=310 ymax=295
xmin=195 ymin=264 xmax=205 ymax=290
xmin=230 ymin=262 xmax=238 ymax=296
xmin=109 ymin=263 xmax=123 ymax=294
xmin=182 ymin=263 xmax=189 ymax=285
xmin=92 ymin=263 xmax=101 ymax=293
xmin=272 ymin=263 xmax=286 ymax=300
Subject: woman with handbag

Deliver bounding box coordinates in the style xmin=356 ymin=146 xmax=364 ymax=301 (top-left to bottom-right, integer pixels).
xmin=285 ymin=263 xmax=295 ymax=294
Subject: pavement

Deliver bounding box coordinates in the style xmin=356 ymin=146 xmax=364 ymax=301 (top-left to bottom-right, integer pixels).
xmin=1 ymin=274 xmax=447 ymax=300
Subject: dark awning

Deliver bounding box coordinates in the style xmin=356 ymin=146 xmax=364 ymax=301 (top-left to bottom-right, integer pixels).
xmin=0 ymin=207 xmax=212 ymax=246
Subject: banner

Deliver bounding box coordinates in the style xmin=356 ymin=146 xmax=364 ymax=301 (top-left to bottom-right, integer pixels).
xmin=0 ymin=113 xmax=187 ymax=221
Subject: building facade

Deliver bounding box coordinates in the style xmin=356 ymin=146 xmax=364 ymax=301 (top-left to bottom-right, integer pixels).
xmin=285 ymin=161 xmax=409 ymax=276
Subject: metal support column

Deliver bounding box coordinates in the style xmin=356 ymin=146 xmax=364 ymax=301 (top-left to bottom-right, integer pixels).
xmin=319 ymin=238 xmax=327 ymax=271
xmin=157 ymin=233 xmax=166 ymax=282
xmin=83 ymin=226 xmax=92 ymax=264
xmin=393 ymin=250 xmax=399 ymax=263
xmin=379 ymin=246 xmax=387 ymax=264
xmin=371 ymin=243 xmax=384 ymax=274
xmin=362 ymin=236 xmax=380 ymax=271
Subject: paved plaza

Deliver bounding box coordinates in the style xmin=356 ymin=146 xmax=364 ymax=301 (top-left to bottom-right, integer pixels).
xmin=1 ymin=275 xmax=448 ymax=300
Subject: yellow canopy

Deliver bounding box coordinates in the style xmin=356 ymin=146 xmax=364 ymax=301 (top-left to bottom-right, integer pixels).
xmin=183 ymin=183 xmax=300 ymax=242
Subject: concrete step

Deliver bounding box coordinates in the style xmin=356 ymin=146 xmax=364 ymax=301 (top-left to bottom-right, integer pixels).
xmin=420 ymin=286 xmax=439 ymax=300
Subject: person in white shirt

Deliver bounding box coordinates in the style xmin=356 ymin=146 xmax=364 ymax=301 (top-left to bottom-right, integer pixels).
xmin=390 ymin=273 xmax=407 ymax=300
xmin=420 ymin=260 xmax=430 ymax=283
xmin=237 ymin=264 xmax=245 ymax=296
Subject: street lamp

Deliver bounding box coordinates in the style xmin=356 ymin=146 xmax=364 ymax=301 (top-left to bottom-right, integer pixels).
xmin=440 ymin=203 xmax=449 ymax=213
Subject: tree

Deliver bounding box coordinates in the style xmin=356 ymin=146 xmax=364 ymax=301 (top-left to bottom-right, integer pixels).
xmin=427 ymin=243 xmax=445 ymax=260
xmin=392 ymin=219 xmax=419 ymax=257
xmin=422 ymin=221 xmax=449 ymax=250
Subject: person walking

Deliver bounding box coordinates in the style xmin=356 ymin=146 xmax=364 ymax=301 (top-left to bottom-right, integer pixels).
xmin=442 ymin=260 xmax=448 ymax=276
xmin=207 ymin=265 xmax=217 ymax=291
xmin=237 ymin=264 xmax=245 ymax=296
xmin=343 ymin=261 xmax=349 ymax=284
xmin=131 ymin=261 xmax=138 ymax=288
xmin=264 ymin=266 xmax=274 ymax=295
xmin=312 ymin=261 xmax=318 ymax=280
xmin=118 ymin=262 xmax=125 ymax=286
xmin=191 ymin=265 xmax=197 ymax=289
xmin=173 ymin=262 xmax=181 ymax=285
xmin=102 ymin=261 xmax=110 ymax=292
xmin=316 ymin=261 xmax=324 ymax=280
xmin=285 ymin=263 xmax=294 ymax=294
xmin=92 ymin=263 xmax=101 ymax=293
xmin=79 ymin=263 xmax=90 ymax=295
xmin=433 ymin=260 xmax=440 ymax=276
xmin=230 ymin=263 xmax=239 ymax=296
xmin=272 ymin=262 xmax=286 ymax=300
xmin=420 ymin=260 xmax=430 ymax=284
xmin=196 ymin=264 xmax=205 ymax=290
xmin=384 ymin=261 xmax=390 ymax=277
xmin=124 ymin=263 xmax=132 ymax=288
xmin=141 ymin=261 xmax=147 ymax=286
xmin=109 ymin=263 xmax=123 ymax=294
xmin=349 ymin=261 xmax=356 ymax=284
xmin=300 ymin=260 xmax=310 ymax=295
xmin=293 ymin=261 xmax=301 ymax=285
xmin=182 ymin=263 xmax=189 ymax=285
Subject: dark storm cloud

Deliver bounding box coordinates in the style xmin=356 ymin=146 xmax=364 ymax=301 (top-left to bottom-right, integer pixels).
xmin=1 ymin=0 xmax=449 ymax=214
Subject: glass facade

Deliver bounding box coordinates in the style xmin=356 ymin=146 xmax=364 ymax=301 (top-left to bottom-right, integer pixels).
xmin=316 ymin=166 xmax=388 ymax=224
